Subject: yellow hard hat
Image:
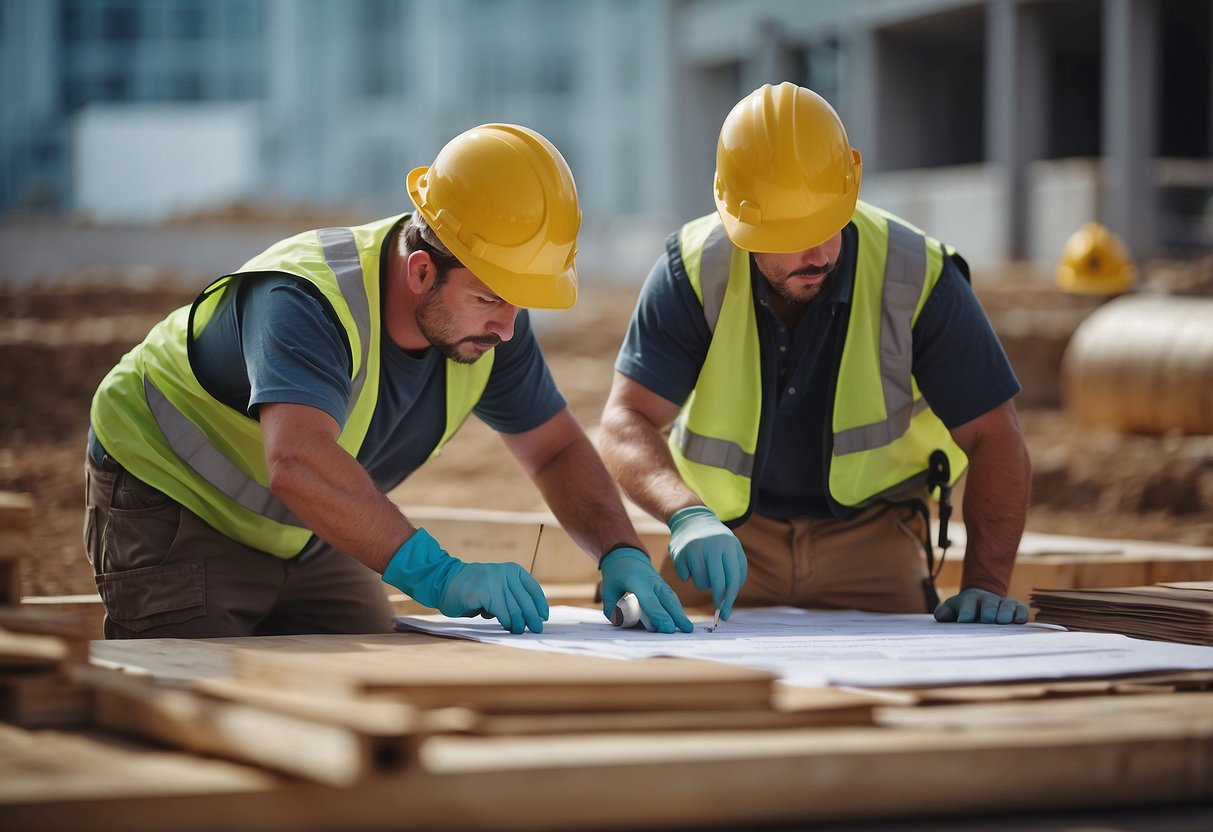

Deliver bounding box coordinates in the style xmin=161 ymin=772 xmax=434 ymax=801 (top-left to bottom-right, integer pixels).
xmin=1056 ymin=222 xmax=1135 ymax=295
xmin=407 ymin=123 xmax=580 ymax=309
xmin=714 ymin=82 xmax=863 ymax=253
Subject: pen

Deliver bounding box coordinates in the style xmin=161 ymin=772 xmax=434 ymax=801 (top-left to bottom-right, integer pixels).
xmin=706 ymin=608 xmax=721 ymax=633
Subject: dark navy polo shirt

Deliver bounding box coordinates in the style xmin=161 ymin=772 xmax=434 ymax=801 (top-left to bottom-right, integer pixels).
xmin=615 ymin=221 xmax=1021 ymax=519
xmin=187 ymin=225 xmax=565 ymax=493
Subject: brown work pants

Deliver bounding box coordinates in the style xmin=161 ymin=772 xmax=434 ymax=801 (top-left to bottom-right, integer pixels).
xmin=83 ymin=449 xmax=395 ymax=639
xmin=659 ymin=502 xmax=934 ymax=614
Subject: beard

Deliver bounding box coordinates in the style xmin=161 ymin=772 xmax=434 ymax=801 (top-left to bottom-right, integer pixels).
xmin=761 ymin=262 xmax=837 ymax=305
xmin=415 ymin=285 xmax=500 ymax=365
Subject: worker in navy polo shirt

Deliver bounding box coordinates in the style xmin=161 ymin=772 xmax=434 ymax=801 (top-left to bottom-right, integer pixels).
xmin=86 ymin=124 xmax=692 ymax=639
xmin=599 ymin=84 xmax=1031 ymax=626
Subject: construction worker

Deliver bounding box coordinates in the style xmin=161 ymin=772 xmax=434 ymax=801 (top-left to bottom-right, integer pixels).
xmin=86 ymin=124 xmax=692 ymax=639
xmin=599 ymin=83 xmax=1031 ymax=626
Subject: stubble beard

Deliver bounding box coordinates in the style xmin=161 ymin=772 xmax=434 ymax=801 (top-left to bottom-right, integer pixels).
xmin=415 ymin=286 xmax=499 ymax=365
xmin=762 ymin=263 xmax=837 ymax=306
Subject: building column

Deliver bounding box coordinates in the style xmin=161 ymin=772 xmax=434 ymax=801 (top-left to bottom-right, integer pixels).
xmin=1102 ymin=0 xmax=1158 ymax=260
xmin=986 ymin=0 xmax=1045 ymax=261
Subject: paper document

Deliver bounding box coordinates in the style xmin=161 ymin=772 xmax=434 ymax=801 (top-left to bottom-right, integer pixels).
xmin=395 ymin=606 xmax=1213 ymax=688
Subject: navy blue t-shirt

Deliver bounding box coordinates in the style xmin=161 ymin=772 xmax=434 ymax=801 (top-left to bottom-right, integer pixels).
xmin=190 ymin=252 xmax=565 ymax=493
xmin=615 ymin=221 xmax=1021 ymax=519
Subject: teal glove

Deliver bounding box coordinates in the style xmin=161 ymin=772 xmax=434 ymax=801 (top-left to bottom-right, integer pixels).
xmin=934 ymin=588 xmax=1028 ymax=625
xmin=383 ymin=528 xmax=549 ymax=634
xmin=599 ymin=547 xmax=693 ymax=634
xmin=667 ymin=506 xmax=747 ymax=620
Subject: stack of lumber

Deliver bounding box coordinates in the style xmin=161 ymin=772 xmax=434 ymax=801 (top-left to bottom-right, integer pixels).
xmin=1031 ymin=581 xmax=1213 ymax=645
xmin=0 ymin=491 xmax=33 ymax=604
xmin=0 ymin=491 xmax=93 ymax=727
xmin=72 ymin=632 xmax=878 ymax=787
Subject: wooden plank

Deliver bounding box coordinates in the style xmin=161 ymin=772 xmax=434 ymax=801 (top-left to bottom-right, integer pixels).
xmin=225 ymin=633 xmax=775 ymax=714
xmin=81 ymin=667 xmax=419 ymax=787
xmin=0 ymin=627 xmax=69 ymax=670
xmin=0 ymin=560 xmax=19 ymax=606
xmin=3 ymin=695 xmax=1213 ymax=832
xmin=0 ymin=670 xmax=91 ymax=728
xmin=0 ymin=606 xmax=93 ymax=661
xmin=0 ymin=492 xmax=34 ymax=534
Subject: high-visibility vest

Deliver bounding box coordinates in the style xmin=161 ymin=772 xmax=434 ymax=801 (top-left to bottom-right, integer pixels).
xmin=91 ymin=215 xmax=493 ymax=557
xmin=668 ymin=201 xmax=967 ymax=523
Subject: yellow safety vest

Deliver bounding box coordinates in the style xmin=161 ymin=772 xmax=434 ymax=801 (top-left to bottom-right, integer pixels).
xmin=91 ymin=214 xmax=493 ymax=557
xmin=668 ymin=201 xmax=967 ymax=523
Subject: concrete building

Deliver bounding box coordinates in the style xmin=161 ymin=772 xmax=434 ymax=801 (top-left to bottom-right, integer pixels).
xmin=1 ymin=0 xmax=1209 ymax=273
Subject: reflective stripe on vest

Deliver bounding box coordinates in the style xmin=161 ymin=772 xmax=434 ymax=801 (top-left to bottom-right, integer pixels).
xmin=93 ymin=215 xmax=494 ymax=557
xmin=670 ymin=202 xmax=966 ymax=519
xmin=832 ymin=218 xmax=929 ymax=456
xmin=682 ymin=213 xmax=929 ymax=472
xmin=142 ymin=226 xmax=374 ymax=526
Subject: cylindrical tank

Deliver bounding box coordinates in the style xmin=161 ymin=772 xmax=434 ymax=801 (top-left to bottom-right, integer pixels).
xmin=1061 ymin=294 xmax=1213 ymax=435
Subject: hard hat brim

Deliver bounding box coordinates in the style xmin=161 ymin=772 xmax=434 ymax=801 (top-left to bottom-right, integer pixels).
xmin=715 ymin=190 xmax=859 ymax=253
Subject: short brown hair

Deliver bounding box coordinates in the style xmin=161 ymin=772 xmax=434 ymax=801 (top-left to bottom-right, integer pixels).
xmin=400 ymin=213 xmax=464 ymax=281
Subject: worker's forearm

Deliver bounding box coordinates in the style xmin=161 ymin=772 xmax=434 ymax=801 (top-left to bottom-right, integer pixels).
xmin=266 ymin=435 xmax=413 ymax=573
xmin=528 ymin=434 xmax=645 ymax=562
xmin=958 ymin=433 xmax=1031 ymax=596
xmin=599 ymin=407 xmax=703 ymax=524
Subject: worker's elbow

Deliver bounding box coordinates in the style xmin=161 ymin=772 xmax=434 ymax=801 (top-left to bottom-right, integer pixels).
xmin=265 ymin=450 xmax=314 ymax=502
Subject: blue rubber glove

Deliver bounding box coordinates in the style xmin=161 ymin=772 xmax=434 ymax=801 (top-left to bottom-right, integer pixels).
xmin=599 ymin=547 xmax=693 ymax=634
xmin=667 ymin=506 xmax=747 ymax=620
xmin=934 ymin=588 xmax=1028 ymax=625
xmin=383 ymin=528 xmax=549 ymax=634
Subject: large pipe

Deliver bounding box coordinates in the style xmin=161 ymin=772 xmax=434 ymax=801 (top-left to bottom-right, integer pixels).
xmin=1061 ymin=294 xmax=1213 ymax=435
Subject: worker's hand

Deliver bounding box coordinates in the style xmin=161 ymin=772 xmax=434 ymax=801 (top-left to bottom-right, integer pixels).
xmin=667 ymin=506 xmax=747 ymax=620
xmin=599 ymin=547 xmax=693 ymax=634
xmin=382 ymin=528 xmax=549 ymax=634
xmin=934 ymin=587 xmax=1028 ymax=625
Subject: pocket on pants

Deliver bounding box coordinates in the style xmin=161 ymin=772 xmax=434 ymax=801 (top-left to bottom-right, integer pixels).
xmin=96 ymin=560 xmax=206 ymax=633
xmin=102 ymin=499 xmax=183 ymax=573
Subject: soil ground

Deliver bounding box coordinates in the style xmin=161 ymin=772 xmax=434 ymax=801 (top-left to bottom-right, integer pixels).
xmin=3 ymin=264 xmax=1212 ymax=598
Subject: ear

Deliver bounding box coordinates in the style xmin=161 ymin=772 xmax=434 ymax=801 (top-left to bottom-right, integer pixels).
xmin=404 ymin=250 xmax=436 ymax=295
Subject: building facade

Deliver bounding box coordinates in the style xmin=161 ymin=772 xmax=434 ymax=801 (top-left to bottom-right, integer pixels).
xmin=1 ymin=0 xmax=1209 ymax=269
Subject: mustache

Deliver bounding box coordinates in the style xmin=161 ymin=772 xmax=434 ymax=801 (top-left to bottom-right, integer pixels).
xmin=789 ymin=263 xmax=834 ymax=278
xmin=462 ymin=334 xmax=501 ymax=348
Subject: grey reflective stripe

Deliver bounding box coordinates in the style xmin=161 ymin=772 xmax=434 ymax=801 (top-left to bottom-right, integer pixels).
xmin=671 ymin=420 xmax=755 ymax=478
xmin=144 ymin=376 xmax=302 ymax=526
xmin=698 ymin=222 xmax=733 ymax=333
xmin=139 ymin=225 xmax=373 ymax=529
xmin=317 ymin=227 xmax=371 ymax=412
xmin=834 ymin=218 xmax=929 ymax=456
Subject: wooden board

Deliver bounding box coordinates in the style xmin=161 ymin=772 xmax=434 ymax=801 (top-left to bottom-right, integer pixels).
xmin=3 ymin=693 xmax=1212 ymax=831
xmin=225 ymin=633 xmax=775 ymax=714
xmin=81 ymin=668 xmax=419 ymax=786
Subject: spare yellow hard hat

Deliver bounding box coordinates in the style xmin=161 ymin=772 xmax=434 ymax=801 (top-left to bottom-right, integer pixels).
xmin=1056 ymin=222 xmax=1135 ymax=295
xmin=407 ymin=123 xmax=580 ymax=309
xmin=714 ymin=82 xmax=863 ymax=253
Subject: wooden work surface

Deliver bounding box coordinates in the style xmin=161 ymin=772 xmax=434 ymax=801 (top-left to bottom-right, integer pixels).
xmin=1 ymin=631 xmax=1211 ymax=831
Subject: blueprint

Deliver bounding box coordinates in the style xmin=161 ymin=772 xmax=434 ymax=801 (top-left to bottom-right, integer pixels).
xmin=395 ymin=606 xmax=1213 ymax=688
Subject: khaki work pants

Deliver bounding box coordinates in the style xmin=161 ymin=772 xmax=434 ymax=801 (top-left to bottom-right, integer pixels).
xmin=659 ymin=502 xmax=934 ymax=614
xmin=83 ymin=449 xmax=395 ymax=639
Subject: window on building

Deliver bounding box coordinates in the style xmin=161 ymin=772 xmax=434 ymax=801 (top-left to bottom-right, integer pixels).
xmin=102 ymin=4 xmax=139 ymax=42
xmin=356 ymin=0 xmax=404 ymax=97
xmin=874 ymin=8 xmax=985 ymax=170
xmin=173 ymin=2 xmax=207 ymax=40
